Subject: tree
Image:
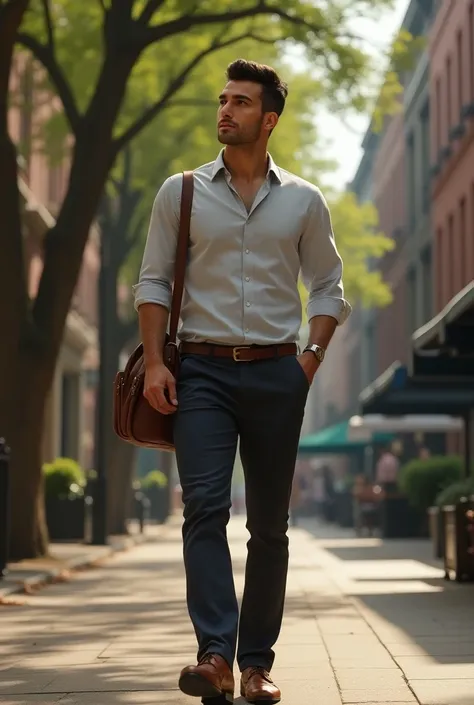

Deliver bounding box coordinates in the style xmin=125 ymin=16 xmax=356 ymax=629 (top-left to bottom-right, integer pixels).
xmin=1 ymin=0 xmax=400 ymax=558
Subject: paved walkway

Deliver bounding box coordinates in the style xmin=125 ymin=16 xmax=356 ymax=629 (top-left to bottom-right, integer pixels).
xmin=1 ymin=516 xmax=473 ymax=704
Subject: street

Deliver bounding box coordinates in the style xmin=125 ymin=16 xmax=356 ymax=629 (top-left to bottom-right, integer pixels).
xmin=1 ymin=517 xmax=474 ymax=705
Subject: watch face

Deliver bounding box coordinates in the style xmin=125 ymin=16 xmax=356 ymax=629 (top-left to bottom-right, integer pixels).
xmin=306 ymin=345 xmax=325 ymax=362
xmin=315 ymin=346 xmax=325 ymax=362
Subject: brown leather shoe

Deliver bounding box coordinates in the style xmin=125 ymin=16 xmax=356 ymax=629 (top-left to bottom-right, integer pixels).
xmin=179 ymin=653 xmax=234 ymax=701
xmin=240 ymin=667 xmax=281 ymax=703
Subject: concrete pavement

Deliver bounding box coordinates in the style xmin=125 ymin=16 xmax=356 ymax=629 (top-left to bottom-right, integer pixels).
xmin=0 ymin=516 xmax=473 ymax=704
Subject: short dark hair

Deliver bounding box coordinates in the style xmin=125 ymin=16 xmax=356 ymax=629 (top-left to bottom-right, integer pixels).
xmin=226 ymin=59 xmax=288 ymax=116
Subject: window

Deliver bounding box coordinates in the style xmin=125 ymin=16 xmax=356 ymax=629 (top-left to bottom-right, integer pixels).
xmin=435 ymin=76 xmax=441 ymax=153
xmin=470 ymin=3 xmax=474 ymax=101
xmin=436 ymin=227 xmax=443 ymax=309
xmin=457 ymin=30 xmax=463 ymax=116
xmin=421 ymin=247 xmax=433 ymax=324
xmin=446 ymin=55 xmax=452 ymax=135
xmin=421 ymin=103 xmax=430 ymax=212
xmin=407 ymin=133 xmax=416 ymax=230
xmin=448 ymin=213 xmax=455 ymax=298
xmin=407 ymin=268 xmax=417 ymax=333
xmin=460 ymin=197 xmax=467 ymax=286
xmin=19 ymin=58 xmax=34 ymax=170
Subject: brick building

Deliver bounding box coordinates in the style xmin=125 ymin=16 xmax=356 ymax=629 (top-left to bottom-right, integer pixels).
xmin=8 ymin=53 xmax=99 ymax=470
xmin=430 ymin=0 xmax=474 ymax=311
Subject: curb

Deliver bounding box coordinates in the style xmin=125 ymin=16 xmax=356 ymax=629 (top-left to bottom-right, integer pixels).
xmin=0 ymin=531 xmax=149 ymax=599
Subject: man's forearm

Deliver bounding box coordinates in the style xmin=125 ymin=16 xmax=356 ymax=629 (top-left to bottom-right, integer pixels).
xmin=307 ymin=314 xmax=338 ymax=349
xmin=138 ymin=303 xmax=169 ymax=367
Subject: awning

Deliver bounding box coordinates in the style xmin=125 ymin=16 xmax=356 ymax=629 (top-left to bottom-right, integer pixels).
xmin=349 ymin=413 xmax=463 ymax=437
xmin=411 ymin=281 xmax=474 ymax=378
xmin=359 ymin=362 xmax=474 ymax=416
xmin=298 ymin=420 xmax=393 ymax=456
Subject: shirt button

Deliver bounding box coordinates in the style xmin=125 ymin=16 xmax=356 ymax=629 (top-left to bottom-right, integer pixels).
xmin=245 ymin=277 xmax=250 ymax=282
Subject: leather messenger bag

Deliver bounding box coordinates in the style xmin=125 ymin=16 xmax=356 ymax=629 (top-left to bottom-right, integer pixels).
xmin=113 ymin=171 xmax=194 ymax=451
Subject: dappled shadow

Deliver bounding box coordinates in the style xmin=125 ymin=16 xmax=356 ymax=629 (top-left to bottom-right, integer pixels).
xmin=301 ymin=517 xmax=474 ymax=672
xmin=0 ymin=530 xmax=327 ymax=701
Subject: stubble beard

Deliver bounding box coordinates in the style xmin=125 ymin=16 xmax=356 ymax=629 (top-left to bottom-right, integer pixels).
xmin=217 ymin=120 xmax=262 ymax=146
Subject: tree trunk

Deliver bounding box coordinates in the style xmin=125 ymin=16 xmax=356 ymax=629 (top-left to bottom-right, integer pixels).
xmin=4 ymin=350 xmax=52 ymax=559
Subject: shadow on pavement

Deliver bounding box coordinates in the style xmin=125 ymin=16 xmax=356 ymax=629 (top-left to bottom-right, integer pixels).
xmin=300 ymin=517 xmax=474 ymax=669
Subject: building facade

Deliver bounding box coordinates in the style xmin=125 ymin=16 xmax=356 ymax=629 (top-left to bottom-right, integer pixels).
xmin=302 ymin=0 xmax=441 ymax=445
xmin=8 ymin=53 xmax=99 ymax=470
xmin=429 ymin=0 xmax=474 ymax=312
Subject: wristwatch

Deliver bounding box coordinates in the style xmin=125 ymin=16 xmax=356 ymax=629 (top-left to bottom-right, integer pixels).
xmin=303 ymin=343 xmax=326 ymax=363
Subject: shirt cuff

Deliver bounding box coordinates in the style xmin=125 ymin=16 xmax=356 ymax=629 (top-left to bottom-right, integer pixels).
xmin=132 ymin=280 xmax=172 ymax=311
xmin=307 ymin=297 xmax=352 ymax=326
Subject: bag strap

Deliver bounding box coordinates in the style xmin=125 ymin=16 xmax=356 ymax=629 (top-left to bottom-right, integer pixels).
xmin=169 ymin=171 xmax=194 ymax=343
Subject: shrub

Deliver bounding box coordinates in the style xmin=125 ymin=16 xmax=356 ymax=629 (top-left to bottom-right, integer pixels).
xmin=141 ymin=470 xmax=168 ymax=490
xmin=43 ymin=457 xmax=86 ymax=499
xmin=398 ymin=456 xmax=463 ymax=512
xmin=435 ymin=477 xmax=474 ymax=507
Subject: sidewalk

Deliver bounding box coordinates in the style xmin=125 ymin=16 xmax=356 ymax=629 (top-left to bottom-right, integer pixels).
xmin=0 ymin=522 xmax=157 ymax=599
xmin=0 ymin=516 xmax=473 ymax=704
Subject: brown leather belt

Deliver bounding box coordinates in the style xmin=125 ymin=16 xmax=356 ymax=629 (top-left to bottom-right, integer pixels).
xmin=179 ymin=342 xmax=298 ymax=362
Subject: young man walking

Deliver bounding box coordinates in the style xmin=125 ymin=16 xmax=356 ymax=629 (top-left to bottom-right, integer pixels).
xmin=134 ymin=59 xmax=350 ymax=703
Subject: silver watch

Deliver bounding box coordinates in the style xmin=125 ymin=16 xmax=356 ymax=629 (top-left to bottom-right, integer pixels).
xmin=303 ymin=343 xmax=325 ymax=363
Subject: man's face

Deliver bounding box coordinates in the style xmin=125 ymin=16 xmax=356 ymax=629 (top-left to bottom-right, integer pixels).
xmin=217 ymin=80 xmax=275 ymax=145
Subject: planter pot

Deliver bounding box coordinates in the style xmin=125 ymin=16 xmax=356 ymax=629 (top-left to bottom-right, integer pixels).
xmin=428 ymin=506 xmax=445 ymax=559
xmin=443 ymin=499 xmax=474 ymax=582
xmin=380 ymin=495 xmax=423 ymax=539
xmin=45 ymin=495 xmax=93 ymax=542
xmin=144 ymin=486 xmax=169 ymax=524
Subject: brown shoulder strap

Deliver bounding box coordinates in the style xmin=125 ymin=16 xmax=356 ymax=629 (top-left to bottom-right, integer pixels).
xmin=169 ymin=171 xmax=194 ymax=342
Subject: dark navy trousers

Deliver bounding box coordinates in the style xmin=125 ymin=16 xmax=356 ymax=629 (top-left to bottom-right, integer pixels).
xmin=174 ymin=352 xmax=309 ymax=673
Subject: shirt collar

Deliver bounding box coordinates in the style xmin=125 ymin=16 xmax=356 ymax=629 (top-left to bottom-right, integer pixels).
xmin=211 ymin=149 xmax=282 ymax=184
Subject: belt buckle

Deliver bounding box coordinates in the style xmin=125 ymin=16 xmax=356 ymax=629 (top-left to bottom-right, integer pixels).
xmin=233 ymin=346 xmax=251 ymax=362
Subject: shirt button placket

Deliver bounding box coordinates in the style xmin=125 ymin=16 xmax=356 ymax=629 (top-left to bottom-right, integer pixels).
xmin=244 ymin=239 xmax=251 ymax=338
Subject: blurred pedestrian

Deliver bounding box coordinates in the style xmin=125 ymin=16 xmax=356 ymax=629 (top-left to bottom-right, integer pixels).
xmin=375 ymin=445 xmax=400 ymax=494
xmin=134 ymin=59 xmax=350 ymax=703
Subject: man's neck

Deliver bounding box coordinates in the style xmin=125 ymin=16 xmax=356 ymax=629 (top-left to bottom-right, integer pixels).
xmin=223 ymin=145 xmax=268 ymax=183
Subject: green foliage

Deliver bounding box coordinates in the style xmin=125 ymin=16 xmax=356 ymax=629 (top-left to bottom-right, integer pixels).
xmin=398 ymin=456 xmax=463 ymax=512
xmin=435 ymin=477 xmax=474 ymax=508
xmin=141 ymin=470 xmax=168 ymax=489
xmin=42 ymin=457 xmax=86 ymax=499
xmin=299 ymin=191 xmax=393 ymax=317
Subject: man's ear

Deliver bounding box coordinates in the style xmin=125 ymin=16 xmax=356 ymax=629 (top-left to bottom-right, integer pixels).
xmin=265 ymin=112 xmax=279 ymax=132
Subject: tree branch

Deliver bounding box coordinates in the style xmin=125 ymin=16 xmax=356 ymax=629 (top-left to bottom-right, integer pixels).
xmin=16 ymin=32 xmax=81 ymax=134
xmin=139 ymin=0 xmax=167 ymax=25
xmin=143 ymin=3 xmax=325 ymax=46
xmin=113 ymin=31 xmax=254 ymax=153
xmin=40 ymin=0 xmax=54 ymax=51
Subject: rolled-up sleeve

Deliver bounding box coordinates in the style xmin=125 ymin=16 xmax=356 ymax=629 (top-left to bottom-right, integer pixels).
xmin=299 ymin=189 xmax=351 ymax=325
xmin=132 ymin=175 xmax=181 ymax=311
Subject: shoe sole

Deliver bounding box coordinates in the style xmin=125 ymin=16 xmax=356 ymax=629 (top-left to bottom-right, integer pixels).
xmin=179 ymin=672 xmax=234 ymax=701
xmin=241 ymin=694 xmax=280 ymax=703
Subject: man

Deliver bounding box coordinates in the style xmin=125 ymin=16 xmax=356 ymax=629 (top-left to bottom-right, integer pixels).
xmin=133 ymin=59 xmax=350 ymax=704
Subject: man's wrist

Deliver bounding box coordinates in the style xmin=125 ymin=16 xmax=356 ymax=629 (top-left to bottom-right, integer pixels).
xmin=303 ymin=343 xmax=326 ymax=364
xmin=144 ymin=354 xmax=164 ymax=368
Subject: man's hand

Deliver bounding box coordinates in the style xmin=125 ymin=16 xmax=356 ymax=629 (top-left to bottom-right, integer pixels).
xmin=296 ymin=351 xmax=320 ymax=386
xmin=144 ymin=362 xmax=178 ymax=415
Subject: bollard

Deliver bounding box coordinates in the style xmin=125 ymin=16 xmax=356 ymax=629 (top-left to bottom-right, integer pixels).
xmin=0 ymin=438 xmax=11 ymax=579
xmin=134 ymin=491 xmax=150 ymax=534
